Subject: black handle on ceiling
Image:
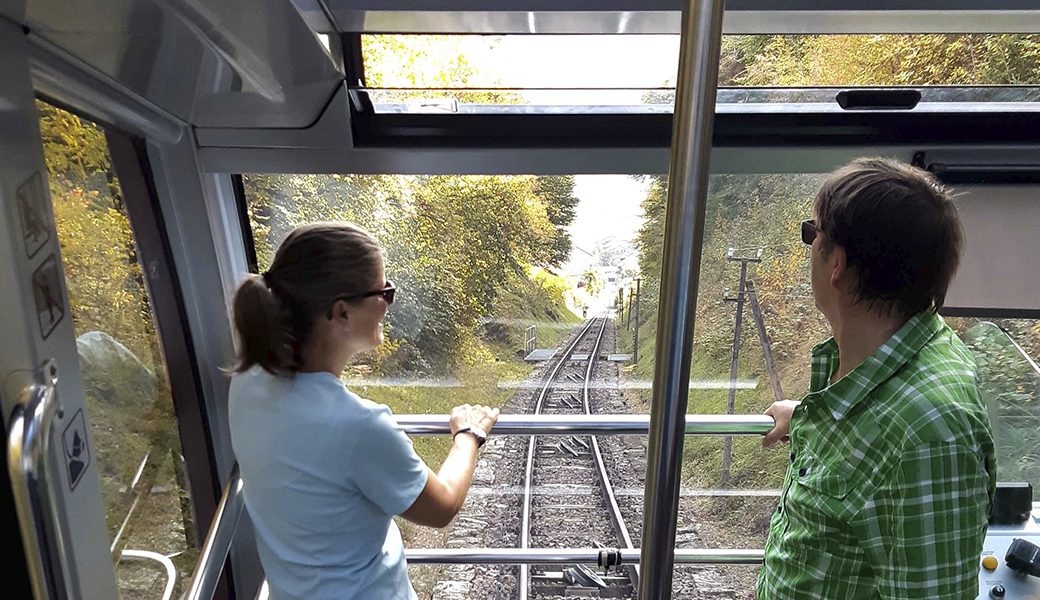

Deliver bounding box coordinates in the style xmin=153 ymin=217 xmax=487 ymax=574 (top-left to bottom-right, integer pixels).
xmin=836 ymin=89 xmax=922 ymax=110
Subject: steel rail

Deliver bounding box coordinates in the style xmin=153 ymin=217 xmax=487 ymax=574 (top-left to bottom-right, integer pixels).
xmin=520 ymin=315 xmax=605 ymax=600
xmin=581 ymin=318 xmax=640 ymax=589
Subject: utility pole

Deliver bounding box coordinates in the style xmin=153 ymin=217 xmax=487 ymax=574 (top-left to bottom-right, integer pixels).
xmin=720 ymin=248 xmax=761 ymax=486
xmin=633 ymin=278 xmax=642 ymax=364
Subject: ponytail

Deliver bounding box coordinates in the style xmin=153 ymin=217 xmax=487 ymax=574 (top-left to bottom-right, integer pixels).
xmin=230 ymin=222 xmax=384 ymax=375
xmin=232 ymin=273 xmax=295 ymax=373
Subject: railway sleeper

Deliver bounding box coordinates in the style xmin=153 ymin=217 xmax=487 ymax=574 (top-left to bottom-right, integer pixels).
xmin=558 ymin=440 xmax=589 ymax=457
xmin=530 ymin=570 xmax=632 ymax=598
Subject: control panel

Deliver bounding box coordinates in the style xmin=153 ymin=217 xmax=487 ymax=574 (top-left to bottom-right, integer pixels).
xmin=977 ymin=508 xmax=1040 ymax=600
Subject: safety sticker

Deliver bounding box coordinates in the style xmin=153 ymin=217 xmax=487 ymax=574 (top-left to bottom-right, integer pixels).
xmin=31 ymin=254 xmax=65 ymax=339
xmin=62 ymin=409 xmax=90 ymax=491
xmin=16 ymin=172 xmax=51 ymax=259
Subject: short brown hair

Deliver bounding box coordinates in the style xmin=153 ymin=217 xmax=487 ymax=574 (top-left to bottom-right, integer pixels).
xmin=231 ymin=222 xmax=384 ymax=374
xmin=814 ymin=157 xmax=963 ymax=320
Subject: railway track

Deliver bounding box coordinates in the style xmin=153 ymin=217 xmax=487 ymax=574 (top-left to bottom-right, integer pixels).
xmin=428 ymin=315 xmax=743 ymax=599
xmin=521 ymin=316 xmax=636 ymax=599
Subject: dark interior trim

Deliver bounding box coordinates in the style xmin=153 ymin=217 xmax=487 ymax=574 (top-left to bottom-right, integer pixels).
xmin=0 ymin=403 xmax=33 ymax=597
xmin=230 ymin=174 xmax=260 ymax=274
xmin=105 ymin=132 xmax=233 ymax=600
xmin=351 ymin=106 xmax=1040 ymax=149
xmin=941 ymin=307 xmax=1040 ymax=319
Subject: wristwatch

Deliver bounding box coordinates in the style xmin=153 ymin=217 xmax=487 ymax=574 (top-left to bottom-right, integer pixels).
xmin=454 ymin=425 xmax=488 ymax=448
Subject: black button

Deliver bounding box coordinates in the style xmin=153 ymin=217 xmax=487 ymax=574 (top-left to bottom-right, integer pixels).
xmin=777 ymin=505 xmax=783 ymax=514
xmin=990 ymin=584 xmax=1006 ymax=599
xmin=790 ymin=452 xmax=796 ymax=462
xmin=798 ymin=467 xmax=808 ymax=477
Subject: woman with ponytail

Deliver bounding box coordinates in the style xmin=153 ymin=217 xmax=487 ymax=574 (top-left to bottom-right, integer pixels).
xmin=228 ymin=222 xmax=499 ymax=600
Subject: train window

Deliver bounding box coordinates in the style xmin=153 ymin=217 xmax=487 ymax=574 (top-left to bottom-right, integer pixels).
xmin=358 ymin=34 xmax=1040 ymax=111
xmin=37 ymin=100 xmax=198 ymax=597
xmin=957 ymin=319 xmax=1040 ymax=492
xmin=617 ymin=173 xmax=1040 ymax=597
xmin=240 ymin=172 xmax=654 ymax=595
xmin=240 ymin=169 xmax=1039 ymax=597
xmin=613 ymin=173 xmax=826 ymax=595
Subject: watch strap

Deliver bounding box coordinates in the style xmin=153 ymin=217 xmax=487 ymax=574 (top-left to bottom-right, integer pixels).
xmin=453 ymin=426 xmax=487 ymax=448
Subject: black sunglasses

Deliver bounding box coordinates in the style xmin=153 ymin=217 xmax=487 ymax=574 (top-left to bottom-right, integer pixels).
xmin=801 ymin=219 xmax=819 ymax=246
xmin=337 ymin=280 xmax=396 ymax=306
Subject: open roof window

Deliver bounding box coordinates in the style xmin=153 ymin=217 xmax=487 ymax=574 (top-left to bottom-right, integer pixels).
xmin=356 ymin=33 xmax=1040 ymax=114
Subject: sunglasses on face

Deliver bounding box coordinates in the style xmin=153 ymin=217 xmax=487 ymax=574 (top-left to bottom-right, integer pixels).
xmin=801 ymin=219 xmax=819 ymax=246
xmin=337 ymin=280 xmax=396 ymax=306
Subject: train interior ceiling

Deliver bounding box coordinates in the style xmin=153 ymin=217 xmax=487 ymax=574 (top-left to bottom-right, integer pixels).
xmin=1 ymin=0 xmax=1040 ymax=599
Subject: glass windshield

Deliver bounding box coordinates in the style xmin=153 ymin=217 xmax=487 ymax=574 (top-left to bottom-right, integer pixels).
xmin=359 ymin=34 xmax=1040 ymax=113
xmin=960 ymin=321 xmax=1040 ymax=493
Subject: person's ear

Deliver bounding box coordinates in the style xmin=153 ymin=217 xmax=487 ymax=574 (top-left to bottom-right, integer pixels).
xmin=829 ymin=245 xmax=847 ymax=289
xmin=330 ymin=299 xmax=350 ymax=327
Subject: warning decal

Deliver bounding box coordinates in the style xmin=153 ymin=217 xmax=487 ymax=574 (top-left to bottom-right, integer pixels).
xmin=62 ymin=409 xmax=91 ymax=491
xmin=16 ymin=172 xmax=51 ymax=259
xmin=32 ymin=255 xmax=65 ymax=339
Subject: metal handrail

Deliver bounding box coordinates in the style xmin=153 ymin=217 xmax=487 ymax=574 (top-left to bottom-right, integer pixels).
xmin=405 ymin=547 xmax=764 ymax=565
xmin=188 ymin=413 xmax=774 ymax=600
xmin=253 ymin=545 xmax=765 ymax=600
xmin=183 ymin=464 xmax=245 ymax=600
xmin=120 ymin=549 xmax=177 ymax=600
xmin=992 ymin=322 xmax=1040 ymax=379
xmin=203 ymin=467 xmax=765 ymax=600
xmin=6 ymin=361 xmax=67 ymax=600
xmin=395 ymin=413 xmax=774 ymax=436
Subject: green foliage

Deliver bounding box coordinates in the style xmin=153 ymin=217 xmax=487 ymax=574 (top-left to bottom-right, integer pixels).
xmin=39 ymin=100 xmax=197 ymax=587
xmin=960 ymin=322 xmax=1040 ymax=490
xmin=627 ymin=34 xmax=1040 ymax=490
xmin=244 ymin=173 xmax=574 ymax=374
xmin=580 ymin=269 xmax=602 ymax=298
xmin=533 ymin=176 xmax=580 ymax=267
xmin=246 ymin=37 xmax=580 ymax=376
xmin=724 ymin=34 xmax=1040 ymax=86
xmin=361 ymin=34 xmax=524 ymax=104
xmin=625 ymin=174 xmax=825 ymax=488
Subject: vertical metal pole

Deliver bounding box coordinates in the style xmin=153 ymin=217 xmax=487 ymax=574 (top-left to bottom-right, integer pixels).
xmin=721 ymin=262 xmax=748 ymax=486
xmin=633 ymin=278 xmax=641 ymax=364
xmin=639 ymin=0 xmax=724 ymax=597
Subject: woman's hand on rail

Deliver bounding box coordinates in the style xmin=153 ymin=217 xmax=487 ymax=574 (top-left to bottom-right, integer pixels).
xmin=449 ymin=404 xmax=500 ymax=437
xmin=761 ymin=400 xmax=800 ymax=448
xmin=402 ymin=404 xmax=500 ymax=529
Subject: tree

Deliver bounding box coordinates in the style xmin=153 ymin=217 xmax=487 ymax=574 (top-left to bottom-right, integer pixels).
xmin=243 ymin=172 xmax=562 ymax=373
xmin=533 ymin=176 xmax=579 ymax=267
xmin=361 ymin=35 xmax=524 ymax=105
xmin=243 ymin=36 xmax=580 ymax=374
xmin=725 ymin=34 xmax=1040 ymax=87
xmin=580 ymin=269 xmax=602 ymax=298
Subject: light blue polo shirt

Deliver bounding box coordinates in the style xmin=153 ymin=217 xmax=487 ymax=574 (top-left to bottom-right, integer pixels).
xmin=229 ymin=367 xmax=428 ymax=600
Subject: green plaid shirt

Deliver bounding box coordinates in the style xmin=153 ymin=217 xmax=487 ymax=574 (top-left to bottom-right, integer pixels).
xmin=757 ymin=311 xmax=996 ymax=599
